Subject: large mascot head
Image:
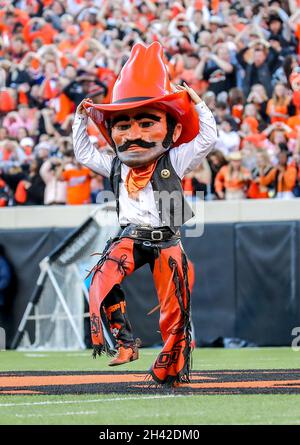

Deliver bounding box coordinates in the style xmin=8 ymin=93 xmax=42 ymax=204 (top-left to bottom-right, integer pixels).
xmin=83 ymin=42 xmax=199 ymax=167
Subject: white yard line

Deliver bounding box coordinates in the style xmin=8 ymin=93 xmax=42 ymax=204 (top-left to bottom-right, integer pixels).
xmin=15 ymin=411 xmax=97 ymax=418
xmin=0 ymin=394 xmax=191 ymax=408
xmin=23 ymin=354 xmax=49 ymax=358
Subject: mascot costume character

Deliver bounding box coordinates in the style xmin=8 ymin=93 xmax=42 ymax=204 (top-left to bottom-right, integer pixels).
xmin=72 ymin=41 xmax=217 ymax=386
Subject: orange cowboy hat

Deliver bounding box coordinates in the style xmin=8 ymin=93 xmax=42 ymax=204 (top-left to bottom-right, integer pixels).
xmin=83 ymin=41 xmax=199 ymax=147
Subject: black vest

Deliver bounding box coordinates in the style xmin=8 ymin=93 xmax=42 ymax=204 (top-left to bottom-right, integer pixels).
xmin=109 ymin=153 xmax=194 ymax=231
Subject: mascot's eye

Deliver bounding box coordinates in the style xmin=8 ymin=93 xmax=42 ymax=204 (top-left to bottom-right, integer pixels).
xmin=117 ymin=124 xmax=131 ymax=131
xmin=140 ymin=121 xmax=154 ymax=128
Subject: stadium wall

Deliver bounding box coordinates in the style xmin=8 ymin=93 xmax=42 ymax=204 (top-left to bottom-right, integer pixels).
xmin=1 ymin=200 xmax=300 ymax=348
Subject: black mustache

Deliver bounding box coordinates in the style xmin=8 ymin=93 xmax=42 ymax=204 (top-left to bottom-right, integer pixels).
xmin=117 ymin=139 xmax=156 ymax=152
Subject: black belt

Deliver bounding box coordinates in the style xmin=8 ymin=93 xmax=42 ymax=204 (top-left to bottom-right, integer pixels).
xmin=120 ymin=224 xmax=180 ymax=242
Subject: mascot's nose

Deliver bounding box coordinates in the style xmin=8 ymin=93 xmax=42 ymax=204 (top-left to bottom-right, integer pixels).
xmin=126 ymin=121 xmax=141 ymax=140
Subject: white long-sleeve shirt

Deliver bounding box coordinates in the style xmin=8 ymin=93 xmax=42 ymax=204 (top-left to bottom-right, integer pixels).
xmin=72 ymin=102 xmax=217 ymax=226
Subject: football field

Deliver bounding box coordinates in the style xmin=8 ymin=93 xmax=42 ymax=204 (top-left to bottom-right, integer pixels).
xmin=1 ymin=347 xmax=300 ymax=425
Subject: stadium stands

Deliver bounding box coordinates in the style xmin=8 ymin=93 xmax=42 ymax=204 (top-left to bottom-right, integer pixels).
xmin=1 ymin=0 xmax=300 ymax=205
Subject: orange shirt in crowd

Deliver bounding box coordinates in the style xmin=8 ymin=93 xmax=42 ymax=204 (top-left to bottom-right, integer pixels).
xmin=259 ymin=165 xmax=297 ymax=192
xmin=287 ymin=114 xmax=300 ymax=131
xmin=62 ymin=167 xmax=92 ymax=205
xmin=55 ymin=93 xmax=75 ymax=124
xmin=23 ymin=22 xmax=57 ymax=46
xmin=0 ymin=8 xmax=29 ymax=34
xmin=266 ymin=98 xmax=289 ymax=123
xmin=232 ymin=104 xmax=244 ymax=123
xmin=58 ymin=34 xmax=83 ymax=54
xmin=215 ymin=165 xmax=250 ymax=194
xmin=0 ymin=89 xmax=17 ymax=113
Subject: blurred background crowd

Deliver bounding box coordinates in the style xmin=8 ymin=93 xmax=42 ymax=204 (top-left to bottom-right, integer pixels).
xmin=1 ymin=0 xmax=300 ymax=205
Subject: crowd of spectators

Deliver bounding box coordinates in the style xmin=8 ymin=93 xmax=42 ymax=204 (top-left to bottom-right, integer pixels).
xmin=1 ymin=0 xmax=300 ymax=206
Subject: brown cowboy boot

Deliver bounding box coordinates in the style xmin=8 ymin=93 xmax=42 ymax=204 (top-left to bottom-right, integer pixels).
xmin=108 ymin=340 xmax=140 ymax=366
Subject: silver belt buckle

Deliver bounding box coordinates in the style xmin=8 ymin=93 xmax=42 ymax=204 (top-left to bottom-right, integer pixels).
xmin=151 ymin=230 xmax=163 ymax=241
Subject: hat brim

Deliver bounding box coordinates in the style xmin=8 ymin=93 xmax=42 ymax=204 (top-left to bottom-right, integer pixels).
xmin=83 ymin=90 xmax=199 ymax=148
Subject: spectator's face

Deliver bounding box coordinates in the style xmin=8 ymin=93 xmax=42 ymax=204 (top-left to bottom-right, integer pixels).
xmin=291 ymin=57 xmax=299 ymax=70
xmin=278 ymin=151 xmax=288 ymax=166
xmin=30 ymin=159 xmax=38 ymax=173
xmin=291 ymin=74 xmax=300 ymax=91
xmin=198 ymin=32 xmax=211 ymax=47
xmin=193 ymin=11 xmax=203 ymax=25
xmin=84 ymin=50 xmax=94 ymax=63
xmin=44 ymin=61 xmax=56 ymax=77
xmin=253 ymin=47 xmax=267 ymax=65
xmin=210 ymin=154 xmax=220 ymax=166
xmin=60 ymin=17 xmax=73 ymax=30
xmin=18 ymin=106 xmax=29 ymax=119
xmin=82 ymin=80 xmax=90 ymax=94
xmin=209 ymin=23 xmax=219 ymax=33
xmin=110 ymin=42 xmax=123 ymax=58
xmin=203 ymin=94 xmax=216 ymax=110
xmin=199 ymin=45 xmax=210 ymax=58
xmin=252 ymin=84 xmax=267 ymax=98
xmin=256 ymin=152 xmax=267 ymax=168
xmin=88 ymin=13 xmax=97 ymax=25
xmin=110 ymin=107 xmax=181 ymax=168
xmin=241 ymin=122 xmax=251 ymax=134
xmin=219 ymin=0 xmax=231 ymax=12
xmin=90 ymin=92 xmax=105 ymax=104
xmin=293 ymin=153 xmax=300 ymax=164
xmin=269 ymin=20 xmax=281 ymax=34
xmin=244 ymin=5 xmax=253 ymax=19
xmin=244 ymin=103 xmax=257 ymax=117
xmin=52 ymin=1 xmax=64 ymax=15
xmin=274 ymin=83 xmax=285 ymax=97
xmin=273 ymin=130 xmax=286 ymax=145
xmin=17 ymin=127 xmax=28 ymax=141
xmin=184 ymin=55 xmax=198 ymax=69
xmin=5 ymin=13 xmax=14 ymax=28
xmin=65 ymin=65 xmax=76 ymax=80
xmin=31 ymin=39 xmax=43 ymax=52
xmin=11 ymin=39 xmax=24 ymax=54
xmin=214 ymin=29 xmax=225 ymax=44
xmin=37 ymin=148 xmax=49 ymax=160
xmin=230 ymin=159 xmax=241 ymax=169
xmin=112 ymin=8 xmax=122 ymax=20
xmin=228 ymin=12 xmax=239 ymax=24
xmin=0 ymin=128 xmax=8 ymax=140
xmin=217 ymin=45 xmax=229 ymax=61
xmin=67 ymin=32 xmax=78 ymax=43
xmin=215 ymin=107 xmax=227 ymax=120
xmin=221 ymin=121 xmax=232 ymax=133
xmin=160 ymin=10 xmax=172 ymax=22
xmin=31 ymin=85 xmax=42 ymax=98
xmin=4 ymin=142 xmax=15 ymax=152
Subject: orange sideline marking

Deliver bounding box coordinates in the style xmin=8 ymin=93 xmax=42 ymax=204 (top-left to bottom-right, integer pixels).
xmin=0 ymin=374 xmax=147 ymax=388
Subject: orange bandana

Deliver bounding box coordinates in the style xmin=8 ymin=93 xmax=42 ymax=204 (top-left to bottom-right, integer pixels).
xmin=125 ymin=160 xmax=158 ymax=200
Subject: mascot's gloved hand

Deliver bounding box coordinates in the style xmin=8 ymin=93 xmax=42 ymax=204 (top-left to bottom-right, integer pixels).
xmin=76 ymin=97 xmax=93 ymax=116
xmin=176 ymin=82 xmax=202 ymax=105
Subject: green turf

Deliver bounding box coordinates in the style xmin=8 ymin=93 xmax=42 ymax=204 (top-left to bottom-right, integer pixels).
xmin=1 ymin=347 xmax=300 ymax=425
